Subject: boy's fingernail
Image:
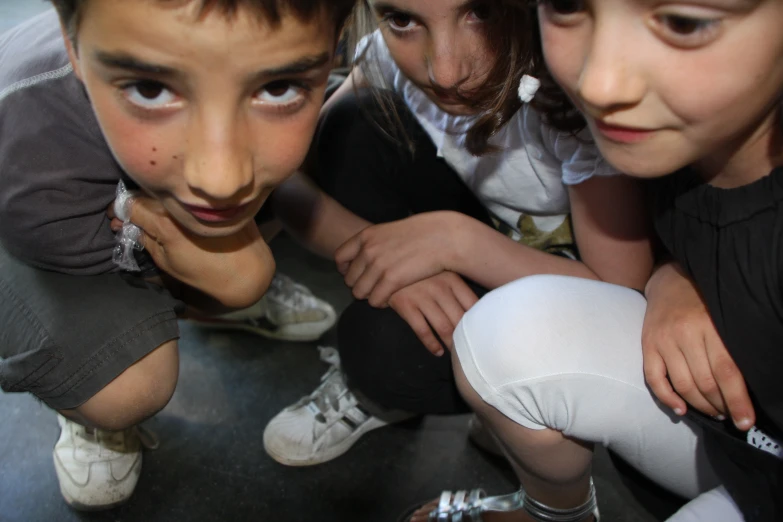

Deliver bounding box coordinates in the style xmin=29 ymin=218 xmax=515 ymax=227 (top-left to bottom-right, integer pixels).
xmin=714 ymin=414 xmax=726 ymax=421
xmin=435 ymin=350 xmax=444 ymax=357
xmin=674 ymin=408 xmax=684 ymax=416
xmin=735 ymin=418 xmax=753 ymax=430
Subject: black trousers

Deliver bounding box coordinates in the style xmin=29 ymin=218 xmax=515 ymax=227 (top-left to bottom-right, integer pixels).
xmin=311 ymin=90 xmax=492 ymax=415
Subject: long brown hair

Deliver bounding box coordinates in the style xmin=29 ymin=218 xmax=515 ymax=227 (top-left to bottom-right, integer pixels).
xmin=349 ymin=0 xmax=584 ymax=155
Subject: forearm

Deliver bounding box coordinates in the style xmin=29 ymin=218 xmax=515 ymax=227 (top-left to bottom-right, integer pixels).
xmin=270 ymin=171 xmax=370 ymax=258
xmin=448 ymin=213 xmax=601 ymax=290
xmin=644 ymin=259 xmax=692 ymax=300
xmin=155 ymin=260 xmax=274 ymax=312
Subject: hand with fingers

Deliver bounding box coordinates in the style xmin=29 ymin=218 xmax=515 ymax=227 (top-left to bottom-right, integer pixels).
xmin=642 ymin=261 xmax=755 ymax=431
xmin=334 ymin=211 xmax=466 ymax=308
xmin=108 ymin=195 xmax=275 ymax=309
xmin=388 ymin=271 xmax=479 ymax=357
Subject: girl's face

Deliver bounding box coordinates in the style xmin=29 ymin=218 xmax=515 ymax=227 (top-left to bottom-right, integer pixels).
xmin=539 ymin=0 xmax=783 ymax=185
xmin=368 ymin=0 xmax=495 ymax=116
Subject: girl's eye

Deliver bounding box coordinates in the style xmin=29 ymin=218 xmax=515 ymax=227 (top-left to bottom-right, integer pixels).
xmin=255 ymin=80 xmax=307 ymax=109
xmin=653 ymin=13 xmax=722 ymax=48
xmin=122 ymin=81 xmax=177 ymax=109
xmin=468 ymin=4 xmax=491 ymax=22
xmin=384 ymin=12 xmax=420 ymax=33
xmin=539 ymin=0 xmax=585 ymax=16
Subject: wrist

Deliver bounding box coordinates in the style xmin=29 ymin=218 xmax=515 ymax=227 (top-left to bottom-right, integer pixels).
xmin=442 ymin=211 xmax=475 ymax=274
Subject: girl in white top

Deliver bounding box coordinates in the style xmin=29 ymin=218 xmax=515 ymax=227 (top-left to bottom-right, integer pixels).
xmin=262 ymin=0 xmax=654 ymax=469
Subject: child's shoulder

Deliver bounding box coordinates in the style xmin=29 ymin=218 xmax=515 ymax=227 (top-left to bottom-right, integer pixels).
xmin=0 ymin=10 xmax=101 ymax=163
xmin=0 ymin=10 xmax=71 ymax=96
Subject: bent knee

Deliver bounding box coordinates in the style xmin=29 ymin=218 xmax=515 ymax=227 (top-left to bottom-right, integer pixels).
xmin=67 ymin=340 xmax=180 ymax=431
xmin=455 ymin=275 xmax=647 ymax=389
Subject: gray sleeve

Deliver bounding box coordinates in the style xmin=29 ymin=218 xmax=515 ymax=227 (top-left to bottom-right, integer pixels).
xmin=0 ymin=75 xmax=123 ymax=275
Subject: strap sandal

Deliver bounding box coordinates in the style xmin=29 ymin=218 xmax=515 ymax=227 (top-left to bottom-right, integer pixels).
xmin=398 ymin=480 xmax=599 ymax=522
xmin=397 ymin=489 xmax=523 ymax=522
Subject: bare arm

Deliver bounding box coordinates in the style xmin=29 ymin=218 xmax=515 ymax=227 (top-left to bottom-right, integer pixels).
xmin=642 ymin=260 xmax=755 ymax=430
xmin=450 ymin=175 xmax=653 ymax=291
xmin=269 ymin=67 xmax=372 ymax=258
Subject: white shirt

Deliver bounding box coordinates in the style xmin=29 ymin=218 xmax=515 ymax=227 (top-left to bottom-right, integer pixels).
xmin=358 ymin=30 xmax=617 ymax=240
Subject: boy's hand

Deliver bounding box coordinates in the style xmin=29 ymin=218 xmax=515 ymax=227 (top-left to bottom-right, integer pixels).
xmin=108 ymin=196 xmax=275 ymax=309
xmin=334 ymin=211 xmax=465 ymax=307
xmin=388 ymin=271 xmax=478 ymax=356
xmin=642 ymin=262 xmax=755 ymax=431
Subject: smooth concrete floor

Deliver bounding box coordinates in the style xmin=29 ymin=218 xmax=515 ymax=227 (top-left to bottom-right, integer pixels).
xmin=1 ymin=5 xmax=674 ymax=522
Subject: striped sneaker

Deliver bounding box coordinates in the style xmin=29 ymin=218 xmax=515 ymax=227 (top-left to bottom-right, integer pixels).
xmin=263 ymin=347 xmax=389 ymax=466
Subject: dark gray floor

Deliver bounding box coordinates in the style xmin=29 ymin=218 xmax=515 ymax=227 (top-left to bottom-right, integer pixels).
xmin=1 ymin=5 xmax=676 ymax=522
xmin=0 ymin=236 xmax=674 ymax=522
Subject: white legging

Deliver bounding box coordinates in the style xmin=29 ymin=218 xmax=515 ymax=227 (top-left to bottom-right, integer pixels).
xmin=453 ymin=275 xmax=745 ymax=522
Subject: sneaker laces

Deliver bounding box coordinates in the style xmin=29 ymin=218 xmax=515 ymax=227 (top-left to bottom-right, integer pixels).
xmin=81 ymin=423 xmax=160 ymax=453
xmin=295 ymin=347 xmax=356 ymax=425
xmin=268 ymin=273 xmax=316 ymax=312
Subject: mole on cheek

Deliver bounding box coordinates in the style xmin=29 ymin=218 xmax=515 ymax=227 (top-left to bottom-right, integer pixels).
xmin=150 ymin=160 xmax=157 ymax=166
xmin=173 ymin=155 xmax=179 ymax=160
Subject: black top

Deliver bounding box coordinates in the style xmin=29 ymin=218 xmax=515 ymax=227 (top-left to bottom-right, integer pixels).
xmin=653 ymin=167 xmax=783 ymax=521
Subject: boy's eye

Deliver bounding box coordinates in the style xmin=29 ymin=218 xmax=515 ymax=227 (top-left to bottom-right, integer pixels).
xmin=122 ymin=81 xmax=178 ymax=109
xmin=254 ymin=80 xmax=307 ymax=108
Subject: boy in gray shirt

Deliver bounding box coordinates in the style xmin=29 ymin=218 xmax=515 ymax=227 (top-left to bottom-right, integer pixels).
xmin=0 ymin=0 xmax=352 ymax=510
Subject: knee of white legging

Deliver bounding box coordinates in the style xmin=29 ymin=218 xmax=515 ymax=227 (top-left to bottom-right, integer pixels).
xmin=454 ymin=275 xmax=648 ymax=427
xmin=456 ymin=275 xmax=593 ymax=389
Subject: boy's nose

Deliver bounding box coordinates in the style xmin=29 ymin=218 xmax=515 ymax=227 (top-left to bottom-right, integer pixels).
xmin=577 ymin=28 xmax=646 ymax=114
xmin=183 ymin=116 xmax=254 ymax=202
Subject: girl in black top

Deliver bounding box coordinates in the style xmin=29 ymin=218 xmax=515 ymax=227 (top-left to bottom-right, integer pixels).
xmin=405 ymin=0 xmax=783 ymax=521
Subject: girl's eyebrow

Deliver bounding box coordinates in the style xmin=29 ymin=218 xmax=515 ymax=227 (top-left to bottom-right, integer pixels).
xmin=371 ymin=2 xmax=412 ymax=15
xmin=372 ymin=0 xmax=483 ymax=16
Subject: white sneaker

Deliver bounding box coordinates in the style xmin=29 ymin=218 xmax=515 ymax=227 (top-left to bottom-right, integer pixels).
xmin=263 ymin=347 xmax=389 ymax=466
xmin=53 ymin=415 xmax=156 ymax=511
xmin=190 ymin=273 xmax=337 ymax=342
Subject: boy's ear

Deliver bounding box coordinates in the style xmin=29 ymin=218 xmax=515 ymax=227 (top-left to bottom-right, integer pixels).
xmin=59 ymin=22 xmax=84 ymax=82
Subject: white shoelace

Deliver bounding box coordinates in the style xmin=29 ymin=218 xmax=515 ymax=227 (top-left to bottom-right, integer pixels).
xmin=268 ymin=274 xmax=314 ymax=311
xmin=299 ymin=347 xmax=355 ymax=424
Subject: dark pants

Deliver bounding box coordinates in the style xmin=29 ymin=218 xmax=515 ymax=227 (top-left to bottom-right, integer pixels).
xmin=311 ymin=90 xmax=492 ymax=415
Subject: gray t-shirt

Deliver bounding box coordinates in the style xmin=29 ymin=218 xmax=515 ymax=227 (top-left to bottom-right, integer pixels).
xmin=0 ymin=10 xmax=124 ymax=275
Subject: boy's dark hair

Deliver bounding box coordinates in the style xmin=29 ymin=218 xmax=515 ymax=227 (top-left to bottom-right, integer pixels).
xmin=351 ymin=0 xmax=582 ymax=157
xmin=50 ymin=0 xmax=356 ymax=42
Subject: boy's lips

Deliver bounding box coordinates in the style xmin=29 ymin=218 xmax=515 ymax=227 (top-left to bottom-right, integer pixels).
xmin=182 ymin=202 xmax=251 ymax=223
xmin=594 ymin=120 xmax=656 ymax=144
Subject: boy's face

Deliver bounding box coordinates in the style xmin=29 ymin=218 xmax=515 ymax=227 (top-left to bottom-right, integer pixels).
xmin=368 ymin=0 xmax=494 ymax=116
xmin=65 ymin=0 xmax=335 ymax=237
xmin=539 ymin=0 xmax=783 ymax=181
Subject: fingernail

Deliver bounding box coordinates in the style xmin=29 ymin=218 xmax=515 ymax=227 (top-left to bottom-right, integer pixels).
xmin=735 ymin=418 xmax=752 ymax=430
xmin=714 ymin=415 xmax=726 ymax=421
xmin=674 ymin=408 xmax=684 ymax=416
xmin=435 ymin=350 xmax=444 ymax=357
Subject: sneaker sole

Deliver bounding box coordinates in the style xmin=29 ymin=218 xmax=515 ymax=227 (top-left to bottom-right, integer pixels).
xmin=263 ymin=416 xmax=388 ymax=466
xmin=189 ymin=314 xmax=336 ymax=343
xmin=53 ymin=453 xmax=141 ymax=511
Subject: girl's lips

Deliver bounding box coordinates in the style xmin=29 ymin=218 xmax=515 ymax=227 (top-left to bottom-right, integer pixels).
xmin=183 ymin=203 xmax=249 ymax=223
xmin=594 ymin=120 xmax=655 ymax=144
